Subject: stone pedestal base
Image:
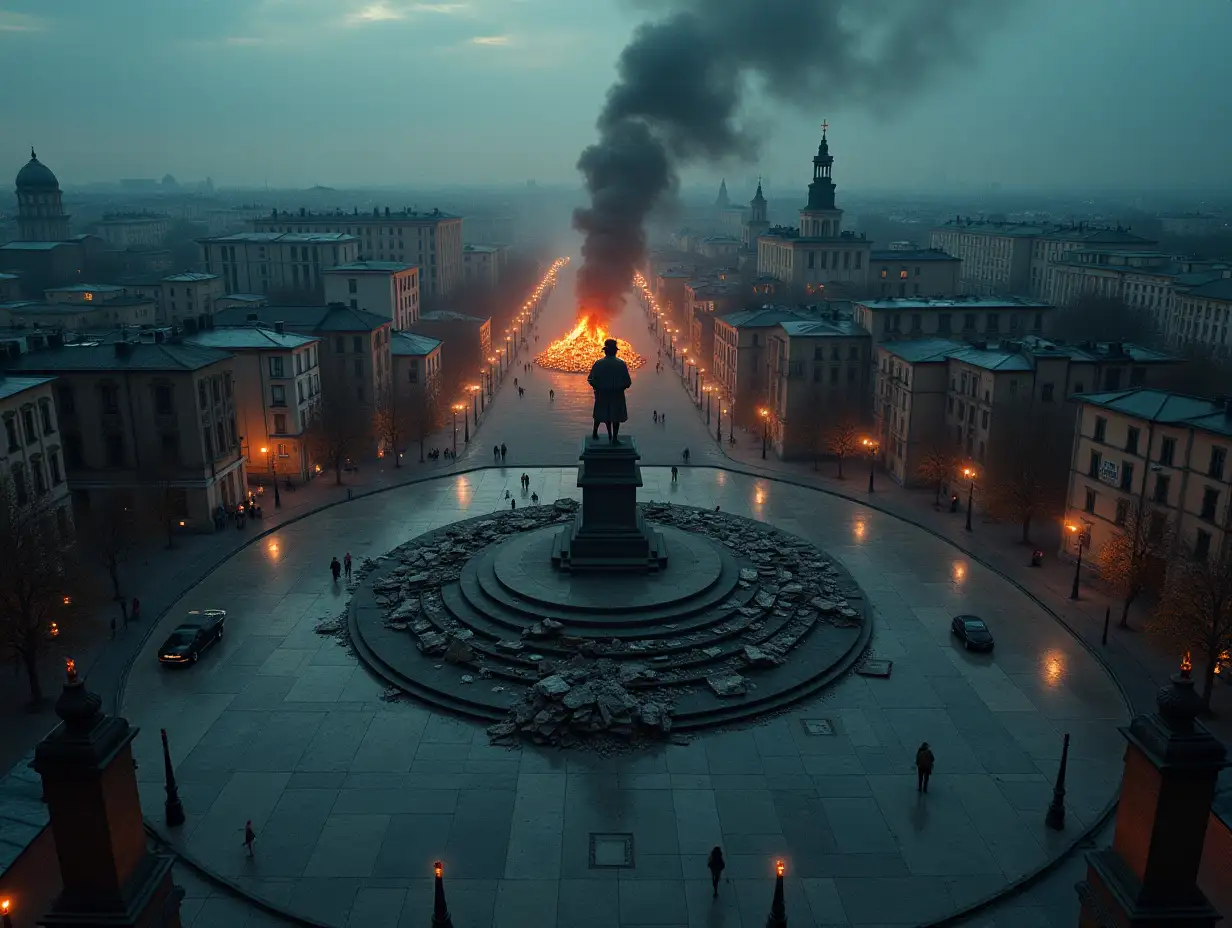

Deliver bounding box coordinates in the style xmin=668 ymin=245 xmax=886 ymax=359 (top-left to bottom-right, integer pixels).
xmin=552 ymin=435 xmax=668 ymax=572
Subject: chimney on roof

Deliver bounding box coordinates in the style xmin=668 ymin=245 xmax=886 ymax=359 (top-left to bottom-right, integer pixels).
xmin=274 ymin=321 xmax=284 ymax=334
xmin=246 ymin=312 xmax=258 ymax=323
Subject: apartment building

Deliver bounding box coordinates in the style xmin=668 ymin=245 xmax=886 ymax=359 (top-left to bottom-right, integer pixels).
xmin=390 ymin=331 xmax=443 ymax=419
xmin=854 ymin=296 xmax=1052 ymax=358
xmin=198 ymin=232 xmax=360 ymax=297
xmin=686 ymin=278 xmax=746 ymax=371
xmin=875 ymin=336 xmax=1177 ymax=488
xmin=929 ymin=218 xmax=1155 ymax=298
xmin=0 ymin=374 xmax=72 ymax=536
xmin=0 ymin=273 xmax=19 ymax=302
xmin=251 ymin=208 xmax=463 ymax=298
xmin=868 ymin=249 xmax=961 ymax=299
xmin=0 ymin=296 xmax=156 ymax=330
xmin=713 ymin=306 xmax=822 ymax=428
xmin=213 ymin=303 xmax=392 ymax=453
xmin=462 ymin=244 xmax=506 ymax=288
xmin=3 ymin=341 xmax=246 ymax=528
xmin=1170 ymin=278 xmax=1232 ymax=358
xmin=410 ymin=310 xmax=492 ymax=387
xmin=765 ymin=314 xmax=871 ymax=459
xmin=161 ymin=272 xmax=224 ymax=326
xmin=184 ymin=326 xmax=321 ymax=482
xmin=1064 ymin=389 xmax=1232 ymax=568
xmin=92 ymin=212 xmax=170 ymax=249
xmin=323 ymin=261 xmax=420 ymax=330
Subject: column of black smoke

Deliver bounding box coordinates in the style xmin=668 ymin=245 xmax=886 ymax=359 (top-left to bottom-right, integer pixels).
xmin=573 ymin=0 xmax=1017 ymax=323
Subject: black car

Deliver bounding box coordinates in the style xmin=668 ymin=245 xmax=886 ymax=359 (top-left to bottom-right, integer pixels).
xmin=159 ymin=609 xmax=226 ymax=665
xmin=951 ymin=614 xmax=994 ymax=652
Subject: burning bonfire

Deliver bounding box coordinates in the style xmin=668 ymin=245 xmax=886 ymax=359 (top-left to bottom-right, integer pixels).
xmin=535 ymin=317 xmax=645 ymax=373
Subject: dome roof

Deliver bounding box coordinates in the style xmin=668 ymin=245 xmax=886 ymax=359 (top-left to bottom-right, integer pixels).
xmin=16 ymin=149 xmax=60 ymax=190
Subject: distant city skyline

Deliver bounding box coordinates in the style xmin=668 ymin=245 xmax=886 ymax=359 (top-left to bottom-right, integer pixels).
xmin=2 ymin=0 xmax=1231 ymax=192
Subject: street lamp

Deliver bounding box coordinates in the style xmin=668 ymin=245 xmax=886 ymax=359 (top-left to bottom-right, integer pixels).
xmin=698 ymin=368 xmax=705 ymax=402
xmin=451 ymin=403 xmax=464 ymax=456
xmin=962 ymin=465 xmax=977 ymax=532
xmin=705 ymin=386 xmax=712 ymax=424
xmin=861 ymin=437 xmax=880 ymax=493
xmin=717 ymin=403 xmax=724 ymax=442
xmin=260 ymin=446 xmax=281 ymax=508
xmin=1066 ymin=522 xmax=1088 ymax=599
xmin=470 ymin=384 xmax=479 ymax=426
xmin=759 ymin=407 xmax=770 ymax=459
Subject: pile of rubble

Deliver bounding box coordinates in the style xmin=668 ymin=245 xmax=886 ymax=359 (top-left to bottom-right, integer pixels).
xmin=487 ymin=657 xmax=675 ymax=747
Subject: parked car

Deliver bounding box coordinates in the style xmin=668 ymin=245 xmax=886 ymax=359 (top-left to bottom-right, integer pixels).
xmin=950 ymin=614 xmax=994 ymax=652
xmin=159 ymin=609 xmax=226 ymax=665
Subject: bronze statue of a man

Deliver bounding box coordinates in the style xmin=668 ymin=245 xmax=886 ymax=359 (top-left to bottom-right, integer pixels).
xmin=587 ymin=338 xmax=632 ymax=443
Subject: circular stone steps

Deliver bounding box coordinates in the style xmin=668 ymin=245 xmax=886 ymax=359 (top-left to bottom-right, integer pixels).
xmin=347 ymin=503 xmax=872 ymax=735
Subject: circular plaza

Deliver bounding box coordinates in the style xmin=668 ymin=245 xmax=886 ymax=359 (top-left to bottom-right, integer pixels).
xmin=120 ymin=466 xmax=1130 ymax=928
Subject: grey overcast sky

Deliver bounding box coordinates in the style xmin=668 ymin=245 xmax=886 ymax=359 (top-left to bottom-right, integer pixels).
xmin=2 ymin=0 xmax=1230 ymax=192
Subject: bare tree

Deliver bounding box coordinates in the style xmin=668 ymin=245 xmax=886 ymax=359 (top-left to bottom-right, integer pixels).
xmin=0 ymin=478 xmax=74 ymax=704
xmin=1098 ymin=500 xmax=1172 ymax=630
xmin=405 ymin=387 xmax=442 ymax=463
xmin=80 ymin=498 xmax=139 ymax=616
xmin=1151 ymin=536 xmax=1232 ymax=712
xmin=826 ymin=419 xmax=861 ymax=479
xmin=306 ymin=391 xmax=366 ymax=485
xmin=916 ymin=446 xmax=958 ymax=507
xmin=372 ymin=388 xmax=404 ymax=469
xmin=982 ymin=423 xmax=1066 ymax=544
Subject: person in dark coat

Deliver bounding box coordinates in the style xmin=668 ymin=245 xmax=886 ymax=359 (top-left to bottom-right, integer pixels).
xmin=707 ymin=846 xmax=725 ymax=896
xmin=587 ymin=338 xmax=632 ymax=443
xmin=915 ymin=741 xmax=935 ymax=792
xmin=330 ymin=557 xmax=342 ymax=584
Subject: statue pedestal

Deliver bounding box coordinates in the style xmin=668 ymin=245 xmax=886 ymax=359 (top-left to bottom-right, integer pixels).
xmin=552 ymin=435 xmax=668 ymax=572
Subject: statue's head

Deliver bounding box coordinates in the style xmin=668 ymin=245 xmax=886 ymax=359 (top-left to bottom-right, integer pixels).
xmin=603 ymin=338 xmax=618 ymax=356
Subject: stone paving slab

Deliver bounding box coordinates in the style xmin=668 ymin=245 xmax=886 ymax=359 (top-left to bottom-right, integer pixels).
xmin=122 ymin=467 xmax=1129 ymax=928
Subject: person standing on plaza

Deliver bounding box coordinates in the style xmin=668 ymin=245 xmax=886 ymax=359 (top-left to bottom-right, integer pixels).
xmin=682 ymin=448 xmax=690 ymax=464
xmin=707 ymin=846 xmax=725 ymax=896
xmin=493 ymin=444 xmax=500 ymax=462
xmin=671 ymin=466 xmax=678 ymax=482
xmin=915 ymin=741 xmax=935 ymax=793
xmin=549 ymin=389 xmax=555 ymax=401
xmin=330 ymin=557 xmax=341 ymax=585
xmin=243 ymin=820 xmax=256 ymax=857
xmin=344 ymin=552 xmax=353 ymax=582
xmin=500 ymin=442 xmax=507 ymax=462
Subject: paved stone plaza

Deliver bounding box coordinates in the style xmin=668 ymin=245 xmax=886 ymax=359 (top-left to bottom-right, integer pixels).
xmin=122 ymin=465 xmax=1129 ymax=928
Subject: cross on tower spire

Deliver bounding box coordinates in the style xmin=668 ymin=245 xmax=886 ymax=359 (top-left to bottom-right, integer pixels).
xmin=820 ymin=119 xmax=829 ymax=140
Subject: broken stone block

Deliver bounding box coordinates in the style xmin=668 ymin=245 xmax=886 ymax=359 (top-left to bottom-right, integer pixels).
xmin=487 ymin=720 xmax=517 ymax=739
xmin=562 ymin=684 xmax=596 ymax=709
xmin=495 ymin=640 xmax=524 ymax=652
xmin=707 ymin=673 xmax=747 ymax=697
xmin=742 ymin=645 xmax=780 ymax=667
xmin=460 ymin=675 xmax=474 ymax=684
xmin=416 ymin=631 xmax=447 ymax=654
xmin=443 ymin=638 xmax=474 ymax=665
xmin=739 ymin=568 xmax=758 ymax=582
xmin=534 ymin=675 xmax=572 ymax=699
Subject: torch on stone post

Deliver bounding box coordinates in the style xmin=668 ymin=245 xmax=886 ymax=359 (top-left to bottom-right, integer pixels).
xmin=161 ymin=728 xmax=185 ymax=827
xmin=766 ymin=859 xmax=787 ymax=928
xmin=1045 ymin=732 xmax=1070 ymax=830
xmin=432 ymin=860 xmax=453 ymax=927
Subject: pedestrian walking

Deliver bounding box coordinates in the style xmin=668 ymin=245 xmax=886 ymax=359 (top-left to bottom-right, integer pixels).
xmin=531 ymin=492 xmax=539 ymax=504
xmin=344 ymin=552 xmax=353 ymax=581
xmin=330 ymin=557 xmax=342 ymax=584
xmin=707 ymin=846 xmax=726 ymax=897
xmin=500 ymin=442 xmax=507 ymax=462
xmin=515 ymin=377 xmax=519 ymax=387
xmin=519 ymin=387 xmax=525 ymax=397
xmin=549 ymin=389 xmax=555 ymax=401
xmin=671 ymin=465 xmax=678 ymax=482
xmin=915 ymin=741 xmax=935 ymax=793
xmin=682 ymin=447 xmax=690 ymax=464
xmin=653 ymin=410 xmax=658 ymax=423
xmin=661 ymin=413 xmax=666 ymax=426
xmin=131 ymin=597 xmax=141 ymax=622
xmin=511 ymin=498 xmax=517 ymax=510
xmin=493 ymin=444 xmax=500 ymax=461
xmin=243 ymin=820 xmax=256 ymax=857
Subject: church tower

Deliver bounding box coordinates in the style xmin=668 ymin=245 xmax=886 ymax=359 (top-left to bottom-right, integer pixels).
xmin=16 ymin=148 xmax=71 ymax=241
xmin=742 ymin=177 xmax=770 ymax=249
xmin=798 ymin=123 xmax=843 ymax=239
xmin=715 ymin=178 xmax=731 ymax=209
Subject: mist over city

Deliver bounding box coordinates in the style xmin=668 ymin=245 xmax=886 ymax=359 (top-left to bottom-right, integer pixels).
xmin=2 ymin=3 xmax=1232 ymax=928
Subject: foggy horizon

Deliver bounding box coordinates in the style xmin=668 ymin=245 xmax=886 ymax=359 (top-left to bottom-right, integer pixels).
xmin=2 ymin=0 xmax=1231 ymax=194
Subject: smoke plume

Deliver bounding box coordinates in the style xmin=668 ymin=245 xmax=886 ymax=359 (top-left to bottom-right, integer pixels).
xmin=573 ymin=0 xmax=1016 ymax=322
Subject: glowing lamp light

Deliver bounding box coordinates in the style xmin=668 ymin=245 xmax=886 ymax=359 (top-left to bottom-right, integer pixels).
xmin=759 ymin=407 xmax=769 ymax=418
xmin=962 ymin=466 xmax=976 ymax=479
xmin=178 ymin=520 xmax=186 ymax=527
xmin=1181 ymin=651 xmax=1193 ymax=677
xmin=434 ymin=860 xmax=443 ymax=878
xmin=62 ymin=594 xmax=72 ymax=606
xmin=775 ymin=859 xmax=785 ymax=877
xmin=49 ymin=622 xmax=60 ymax=638
xmin=260 ymin=446 xmax=268 ymax=454
xmin=65 ymin=657 xmax=77 ymax=683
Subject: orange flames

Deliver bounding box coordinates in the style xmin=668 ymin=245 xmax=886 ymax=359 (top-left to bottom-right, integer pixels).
xmin=535 ymin=315 xmax=645 ymax=373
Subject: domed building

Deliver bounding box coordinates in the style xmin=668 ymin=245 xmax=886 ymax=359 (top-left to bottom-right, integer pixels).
xmin=15 ymin=148 xmax=71 ymax=241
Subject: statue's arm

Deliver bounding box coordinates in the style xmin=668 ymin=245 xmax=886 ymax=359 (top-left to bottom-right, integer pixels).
xmin=621 ymin=366 xmax=632 ymax=389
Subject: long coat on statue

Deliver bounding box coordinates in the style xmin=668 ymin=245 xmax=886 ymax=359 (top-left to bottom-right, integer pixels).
xmin=587 ymin=353 xmax=632 ymax=424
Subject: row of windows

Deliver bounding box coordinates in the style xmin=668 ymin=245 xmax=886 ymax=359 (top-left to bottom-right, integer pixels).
xmin=1080 ymin=486 xmax=1213 ymax=559
xmin=3 ymin=400 xmax=56 ymax=452
xmin=1090 ymin=415 xmax=1226 ymax=477
xmin=9 ymin=449 xmax=63 ymax=504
